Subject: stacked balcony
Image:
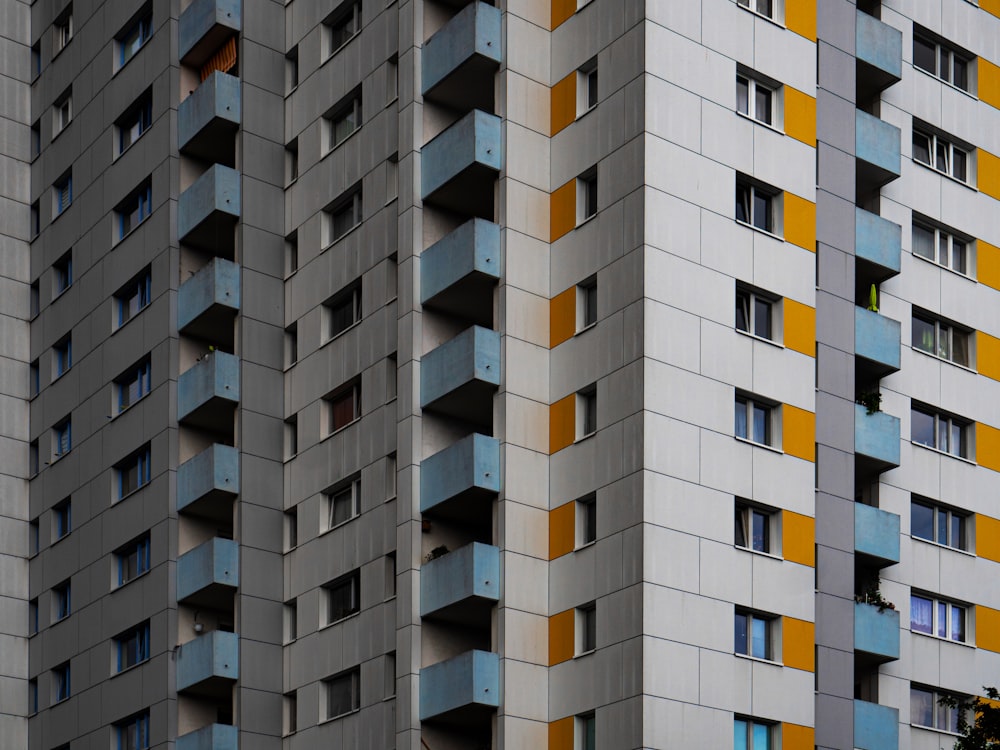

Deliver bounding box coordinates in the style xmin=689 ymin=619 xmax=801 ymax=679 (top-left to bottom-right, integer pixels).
xmin=179 ymin=0 xmax=241 ymax=68
xmin=421 ymin=542 xmax=500 ymax=624
xmin=177 ymin=537 xmax=239 ymax=606
xmin=854 ymin=601 xmax=900 ymax=663
xmin=177 ymin=165 xmax=241 ymax=256
xmin=178 ymin=258 xmax=240 ymax=340
xmin=420 ymin=434 xmax=500 ymax=521
xmin=856 ymin=207 xmax=901 ymax=281
xmin=855 ymin=10 xmax=902 ymax=102
xmin=176 ymin=630 xmax=239 ymax=695
xmin=421 ymin=218 xmax=500 ymax=326
xmin=177 ymin=444 xmax=239 ymax=519
xmin=421 ymin=326 xmax=500 ymax=425
xmin=419 ymin=650 xmax=500 ymax=723
xmin=422 ymin=2 xmax=502 ymax=111
xmin=854 ymin=699 xmax=899 ymax=750
xmin=422 ymin=110 xmax=501 ymax=219
xmin=178 ymin=71 xmax=241 ymax=165
xmin=178 ymin=351 xmax=240 ymax=430
xmin=855 ymin=404 xmax=900 ymax=478
xmin=176 ymin=724 xmax=238 ymax=750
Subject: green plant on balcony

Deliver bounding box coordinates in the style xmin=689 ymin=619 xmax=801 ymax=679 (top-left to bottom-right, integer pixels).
xmin=939 ymin=687 xmax=1000 ymax=749
xmin=867 ymin=283 xmax=879 ymax=313
xmin=857 ymin=390 xmax=882 ymax=415
xmin=856 ymin=584 xmax=895 ymax=613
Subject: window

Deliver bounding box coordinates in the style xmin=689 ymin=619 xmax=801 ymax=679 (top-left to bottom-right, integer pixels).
xmin=913 ymin=127 xmax=968 ymax=183
xmin=30 ymin=201 xmax=40 ymax=239
xmin=577 ymin=494 xmax=597 ymax=547
xmin=285 ymin=232 xmax=298 ymax=277
xmin=29 ymin=598 xmax=38 ymax=634
xmin=117 ymin=446 xmax=152 ymax=499
xmin=912 ymin=312 xmax=971 ymax=367
xmin=577 ymin=58 xmax=598 ymax=116
xmin=324 ymin=2 xmax=361 ymax=57
xmin=53 ymin=418 xmax=72 ymax=458
xmin=54 ymin=580 xmax=71 ymax=621
xmin=385 ymin=353 xmax=397 ymax=402
xmin=116 ymin=535 xmax=151 ymax=586
xmin=325 ymin=189 xmax=363 ymax=245
xmin=284 ymin=509 xmax=297 ymax=551
xmin=737 ymin=73 xmax=777 ymax=127
xmin=734 ymin=718 xmax=773 ymax=750
xmin=324 ymin=571 xmax=360 ymax=625
xmin=735 ymin=394 xmax=773 ymax=446
xmin=577 ymin=603 xmax=596 ymax=654
xmin=115 ymin=622 xmax=150 ymax=672
xmin=911 ymin=498 xmax=967 ymax=551
xmin=283 ymin=691 xmax=297 ymax=736
xmin=913 ymin=31 xmax=970 ymax=92
xmin=54 ymin=10 xmax=73 ymax=52
xmin=386 ymin=156 xmax=398 ymax=203
xmin=29 ymin=520 xmax=39 ymax=556
xmin=284 ymin=416 xmax=297 ymax=459
xmin=115 ymin=269 xmax=152 ymax=326
xmin=324 ymin=668 xmax=361 ymax=719
xmin=386 ymin=57 xmax=398 ymax=104
xmin=384 ymin=652 xmax=396 ymax=698
xmin=54 ymin=252 xmax=72 ymax=295
xmin=285 ymin=46 xmax=298 ymax=92
xmin=283 ymin=599 xmax=297 ymax=643
xmin=54 ymin=336 xmax=72 ymax=377
xmin=911 ymin=405 xmax=969 ymax=458
xmin=285 ymin=139 xmax=298 ymax=184
xmin=325 ymin=383 xmax=361 ymax=434
xmin=117 ymin=11 xmax=152 ymax=68
xmin=117 ymin=93 xmax=153 ymax=154
xmin=912 ymin=221 xmax=969 ymax=275
xmin=326 ymin=91 xmax=362 ymax=150
xmin=31 ymin=42 xmax=40 ymax=80
xmin=578 ymin=278 xmax=597 ymax=331
xmin=53 ymin=662 xmax=71 ymax=702
xmin=736 ymin=286 xmax=774 ymax=340
xmin=911 ymin=686 xmax=965 ymax=733
xmin=116 ymin=181 xmax=153 ymax=239
xmin=576 ymin=713 xmax=596 ymax=750
xmin=384 ymin=552 xmax=396 ymax=599
xmin=577 ymin=386 xmax=597 ymax=439
xmin=577 ymin=170 xmax=597 ymax=224
xmin=53 ymin=499 xmax=71 ymax=541
xmin=386 ymin=453 xmax=397 ymax=500
xmin=116 ymin=359 xmax=151 ymax=412
xmin=323 ymin=284 xmax=362 ymax=340
xmin=735 ymin=502 xmax=774 ymax=553
xmin=115 ymin=710 xmax=150 ymax=750
xmin=31 ymin=120 xmax=40 ymax=158
xmin=54 ymin=173 xmax=72 ymax=216
xmin=30 ymin=281 xmax=39 ymax=318
xmin=911 ymin=593 xmax=967 ymax=642
xmin=324 ymin=478 xmax=360 ymax=530
xmin=28 ymin=679 xmax=37 ymax=714
xmin=29 ymin=440 xmax=39 ymax=477
xmin=736 ymin=179 xmax=775 ymax=233
xmin=734 ymin=610 xmax=774 ymax=660
xmin=53 ymin=90 xmax=72 ymax=136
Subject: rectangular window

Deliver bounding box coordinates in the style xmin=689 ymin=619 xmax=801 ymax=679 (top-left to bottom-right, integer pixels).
xmin=284 ymin=509 xmax=297 ymax=551
xmin=578 ymin=278 xmax=598 ymax=330
xmin=285 ymin=232 xmax=298 ymax=277
xmin=30 ymin=201 xmax=39 ymax=238
xmin=386 ymin=453 xmax=397 ymax=500
xmin=115 ymin=710 xmax=150 ymax=750
xmin=577 ymin=494 xmax=597 ymax=547
xmin=54 ymin=336 xmax=72 ymax=377
xmin=54 ymin=252 xmax=72 ymax=295
xmin=28 ymin=679 xmax=37 ymax=714
xmin=283 ymin=691 xmax=297 ymax=735
xmin=54 ymin=11 xmax=73 ymax=52
xmin=325 ymin=383 xmax=361 ymax=434
xmin=29 ymin=359 xmax=39 ymax=398
xmin=31 ymin=42 xmax=40 ymax=81
xmin=325 ymin=2 xmax=361 ymax=56
xmin=385 ymin=353 xmax=397 ymax=402
xmin=735 ymin=394 xmax=773 ymax=446
xmin=911 ymin=312 xmax=971 ymax=367
xmin=327 ymin=91 xmax=362 ymax=150
xmin=53 ymin=499 xmax=71 ymax=541
xmin=29 ymin=440 xmax=39 ymax=477
xmin=736 ymin=286 xmax=774 ymax=340
xmin=913 ymin=127 xmax=969 ymax=183
xmin=737 ymin=0 xmax=775 ymax=19
xmin=284 ymin=599 xmax=297 ymax=644
xmin=577 ymin=386 xmax=597 ymax=439
xmin=910 ymin=685 xmax=964 ymax=733
xmin=577 ymin=603 xmax=597 ymax=654
xmin=734 ymin=610 xmax=773 ymax=660
xmin=324 ymin=571 xmax=360 ymax=625
xmin=29 ymin=521 xmax=39 ymax=556
xmin=29 ymin=598 xmax=38 ymax=634
xmin=324 ymin=668 xmax=361 ymax=719
xmin=323 ymin=283 xmax=362 ymax=340
xmin=913 ymin=31 xmax=971 ymax=92
xmin=736 ymin=179 xmax=775 ymax=233
xmin=116 ymin=181 xmax=153 ymax=239
xmin=286 ymin=47 xmax=298 ymax=93
xmin=53 ymin=90 xmax=72 ymax=136
xmin=115 ymin=622 xmax=150 ymax=671
xmin=53 ymin=662 xmax=71 ymax=702
xmin=735 ymin=501 xmax=773 ymax=553
xmin=54 ymin=418 xmax=72 ymax=458
xmin=384 ymin=552 xmax=396 ymax=599
xmin=54 ymin=173 xmax=72 ymax=215
xmin=577 ymin=170 xmax=598 ymax=224
xmin=31 ymin=120 xmax=40 ymax=159
xmin=285 ymin=139 xmax=298 ymax=185
xmin=284 ymin=416 xmax=297 ymax=459
xmin=576 ymin=713 xmax=596 ymax=750
xmin=115 ymin=269 xmax=152 ymax=327
xmin=325 ymin=190 xmax=363 ymax=245
xmin=117 ymin=93 xmax=153 ymax=154
xmin=577 ymin=58 xmax=598 ymax=116
xmin=910 ymin=405 xmax=969 ymax=458
xmin=734 ymin=718 xmax=772 ymax=750
xmin=116 ymin=535 xmax=151 ymax=586
xmin=912 ymin=221 xmax=969 ymax=275
xmin=386 ymin=156 xmax=398 ymax=203
xmin=116 ymin=359 xmax=151 ymax=412
xmin=737 ymin=74 xmax=776 ymax=127
xmin=384 ymin=652 xmax=396 ymax=698
xmin=324 ymin=478 xmax=360 ymax=530
xmin=54 ymin=580 xmax=71 ymax=621
xmin=911 ymin=497 xmax=967 ymax=551
xmin=117 ymin=11 xmax=152 ymax=68
xmin=386 ymin=57 xmax=398 ymax=104
xmin=117 ymin=446 xmax=152 ymax=499
xmin=910 ymin=593 xmax=967 ymax=642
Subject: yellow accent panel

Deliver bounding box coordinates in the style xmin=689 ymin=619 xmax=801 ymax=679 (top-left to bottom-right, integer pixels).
xmin=784 ymin=193 xmax=816 ymax=251
xmin=550 ymin=180 xmax=576 ymax=243
xmin=978 ymin=240 xmax=1000 ymax=291
xmin=976 ymin=605 xmax=1000 ymax=653
xmin=549 ymin=609 xmax=574 ymax=665
xmin=783 ymin=405 xmax=815 ymax=462
xmin=549 ymin=502 xmax=575 ymax=560
xmin=782 ymin=724 xmax=815 ymax=750
xmin=784 ymin=87 xmax=816 ymax=147
xmin=983 ymin=0 xmax=1000 ymax=19
xmin=551 ymin=0 xmax=575 ymax=29
xmin=978 ymin=331 xmax=1000 ymax=381
xmin=783 ymin=299 xmax=816 ymax=357
xmin=550 ymin=394 xmax=576 ymax=454
xmin=550 ymin=287 xmax=576 ymax=348
xmin=977 ymin=422 xmax=1000 ymax=473
xmin=785 ymin=0 xmax=817 ymax=42
xmin=783 ymin=511 xmax=815 ymax=567
xmin=981 ymin=59 xmax=1000 ymax=110
xmin=976 ymin=514 xmax=1000 ymax=563
xmin=979 ymin=149 xmax=1000 ymax=201
xmin=549 ymin=717 xmax=574 ymax=750
xmin=551 ymin=73 xmax=576 ymax=136
xmin=782 ymin=617 xmax=815 ymax=672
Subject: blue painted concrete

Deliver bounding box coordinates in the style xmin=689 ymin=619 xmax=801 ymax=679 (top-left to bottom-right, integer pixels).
xmin=176 ymin=724 xmax=238 ymax=750
xmin=419 ymin=650 xmax=499 ymax=720
xmin=179 ymin=0 xmax=241 ymax=65
xmin=421 ymin=110 xmax=502 ymax=199
xmin=176 ymin=630 xmax=238 ymax=692
xmin=177 ymin=538 xmax=239 ymax=603
xmin=856 ymin=109 xmax=901 ymax=179
xmin=856 ymin=10 xmax=902 ymax=81
xmin=178 ymin=164 xmax=240 ymax=244
xmin=855 ymin=503 xmax=900 ymax=565
xmin=854 ymin=698 xmax=899 ymax=750
xmin=178 ymin=258 xmax=241 ymax=333
xmin=420 ymin=434 xmax=500 ymax=513
xmin=421 ymin=219 xmax=500 ymax=305
xmin=177 ymin=444 xmax=239 ymax=513
xmin=421 ymin=542 xmax=500 ymax=617
xmin=178 ymin=71 xmax=241 ymax=152
xmin=855 ymin=307 xmax=900 ymax=372
xmin=178 ymin=351 xmax=240 ymax=422
xmin=421 ymin=326 xmax=500 ymax=408
xmin=422 ymin=2 xmax=502 ymax=95
xmin=855 ymin=601 xmax=901 ymax=661
xmin=855 ymin=404 xmax=900 ymax=468
xmin=856 ymin=207 xmax=901 ymax=276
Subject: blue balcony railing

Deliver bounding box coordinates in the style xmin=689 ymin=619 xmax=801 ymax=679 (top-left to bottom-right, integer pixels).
xmin=179 ymin=0 xmax=241 ymax=67
xmin=855 ymin=307 xmax=900 ymax=376
xmin=854 ymin=699 xmax=899 ymax=750
xmin=856 ymin=207 xmax=901 ymax=279
xmin=854 ymin=601 xmax=900 ymax=662
xmin=421 ymin=434 xmax=500 ymax=517
xmin=419 ymin=650 xmax=499 ymax=721
xmin=421 ymin=110 xmax=501 ymax=218
xmin=176 ymin=630 xmax=238 ymax=693
xmin=421 ymin=542 xmax=500 ymax=622
xmin=177 ymin=444 xmax=239 ymax=518
xmin=178 ymin=164 xmax=240 ymax=254
xmin=855 ymin=503 xmax=900 ymax=567
xmin=421 ymin=218 xmax=500 ymax=326
xmin=422 ymin=2 xmax=502 ymax=111
xmin=178 ymin=351 xmax=240 ymax=429
xmin=178 ymin=258 xmax=240 ymax=338
xmin=178 ymin=72 xmax=241 ymax=161
xmin=855 ymin=404 xmax=900 ymax=473
xmin=177 ymin=538 xmax=239 ymax=606
xmin=421 ymin=326 xmax=500 ymax=424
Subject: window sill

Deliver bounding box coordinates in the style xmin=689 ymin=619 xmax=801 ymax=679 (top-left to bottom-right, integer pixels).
xmin=114 ymin=130 xmax=149 ymax=162
xmin=911 ymin=251 xmax=975 ymax=282
xmin=910 ymin=723 xmax=963 ymax=737
xmin=319 ymin=611 xmax=361 ymax=631
xmin=111 ymin=393 xmax=150 ymax=420
xmin=51 ymin=532 xmax=71 ymax=547
xmin=912 ymin=158 xmax=976 ymax=191
xmin=575 ymin=214 xmax=597 ymax=231
xmin=573 ymin=648 xmax=595 ymax=659
xmin=736 ymin=110 xmax=784 ymax=136
xmin=322 ymin=34 xmax=360 ymax=68
xmin=911 ymin=346 xmax=976 ymax=375
xmin=734 ymin=544 xmax=783 ymax=562
xmin=735 ymin=219 xmax=783 ymax=243
xmin=111 ymin=659 xmax=148 ymax=678
xmin=321 ymin=417 xmax=361 ymax=442
xmin=319 ymin=515 xmax=359 ymax=536
xmin=912 ymin=535 xmax=975 ymax=558
xmin=114 ymin=569 xmax=151 ymax=590
xmin=111 ymin=308 xmax=148 ymax=336
xmin=116 ymin=484 xmax=150 ymax=504
xmin=52 ymin=285 xmax=71 ymax=302
xmin=51 ymin=124 xmax=70 ymax=142
xmin=910 ymin=630 xmax=975 ymax=648
xmin=734 ymin=653 xmax=782 ymax=667
xmin=575 ymin=540 xmax=596 ymax=552
xmin=574 ymin=430 xmax=597 ymax=444
xmin=910 ymin=441 xmax=975 ymax=465
xmin=734 ymin=436 xmax=783 ymax=454
xmin=575 ymin=103 xmax=597 ymax=123
xmin=112 ymin=45 xmax=149 ymax=79
xmin=575 ymin=321 xmax=597 ymax=337
xmin=737 ymin=5 xmax=785 ymax=29
xmin=323 ymin=221 xmax=362 ymax=251
xmin=51 ymin=451 xmax=71 ymax=464
xmin=51 ymin=207 xmax=69 ymax=223
xmin=320 ymin=319 xmax=362 ymax=348
xmin=283 ymin=452 xmax=297 ymax=464
xmin=735 ymin=328 xmax=784 ymax=349
xmin=115 ymin=216 xmax=150 ymax=246
xmin=319 ymin=707 xmax=361 ymax=725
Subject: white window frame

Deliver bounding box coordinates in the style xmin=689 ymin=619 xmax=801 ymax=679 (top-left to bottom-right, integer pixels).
xmin=737 ymin=0 xmax=782 ymax=23
xmin=576 ymin=170 xmax=597 ymax=225
xmin=53 ymin=95 xmax=72 ymax=137
xmin=324 ymin=668 xmax=361 ymax=720
xmin=911 ymin=311 xmax=972 ymax=368
xmin=576 ymin=58 xmax=598 ymax=117
xmin=734 ymin=609 xmax=779 ymax=661
xmin=911 ymin=221 xmax=971 ymax=276
xmin=912 ymin=128 xmax=970 ymax=184
xmin=54 ymin=13 xmax=73 ymax=53
xmin=575 ymin=603 xmax=596 ymax=655
xmin=736 ymin=73 xmax=780 ymax=129
xmin=910 ymin=406 xmax=970 ymax=459
xmin=575 ymin=712 xmax=596 ymax=750
xmin=324 ymin=478 xmax=360 ymax=531
xmin=736 ymin=180 xmax=779 ymax=235
xmin=910 ymin=593 xmax=968 ymax=643
xmin=734 ymin=500 xmax=778 ymax=555
xmin=735 ymin=394 xmax=776 ymax=447
xmin=910 ymin=497 xmax=969 ymax=552
xmin=735 ymin=285 xmax=779 ymax=342
xmin=910 ymin=685 xmax=967 ymax=734
xmin=734 ymin=717 xmax=775 ymax=750
xmin=576 ymin=277 xmax=597 ymax=332
xmin=913 ymin=32 xmax=972 ymax=93
xmin=576 ymin=386 xmax=597 ymax=440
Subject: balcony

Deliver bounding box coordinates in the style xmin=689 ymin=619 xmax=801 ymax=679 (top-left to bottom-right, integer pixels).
xmin=421 ymin=218 xmax=500 ymax=327
xmin=420 ymin=650 xmax=499 ymax=723
xmin=854 ymin=699 xmax=899 ymax=750
xmin=177 ymin=444 xmax=239 ymax=520
xmin=178 ymin=351 xmax=240 ymax=430
xmin=178 ymin=164 xmax=240 ymax=256
xmin=422 ymin=2 xmax=502 ymax=112
xmin=421 ymin=433 xmax=500 ymax=522
xmin=856 ymin=10 xmax=902 ymax=100
xmin=176 ymin=630 xmax=238 ymax=696
xmin=178 ymin=258 xmax=240 ymax=340
xmin=177 ymin=538 xmax=239 ymax=607
xmin=855 ymin=403 xmax=900 ymax=477
xmin=856 ymin=207 xmax=901 ymax=281
xmin=176 ymin=724 xmax=238 ymax=750
xmin=421 ymin=326 xmax=500 ymax=425
xmin=178 ymin=72 xmax=241 ymax=164
xmin=421 ymin=542 xmax=499 ymax=625
xmin=854 ymin=601 xmax=900 ymax=663
xmin=179 ymin=0 xmax=241 ymax=68
xmin=855 ymin=503 xmax=900 ymax=568
xmin=856 ymin=109 xmax=901 ymax=191
xmin=855 ymin=307 xmax=900 ymax=379
xmin=421 ymin=109 xmax=501 ymax=219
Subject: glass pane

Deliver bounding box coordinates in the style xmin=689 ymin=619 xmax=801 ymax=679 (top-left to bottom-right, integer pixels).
xmin=952 ymin=514 xmax=964 ymax=550
xmin=737 ymin=77 xmax=749 ymax=115
xmin=752 ymin=722 xmax=770 ymax=750
xmin=751 ymin=617 xmax=767 ymax=659
xmin=912 ymin=316 xmax=935 ymax=354
xmin=913 ymin=133 xmax=931 ymax=165
xmin=755 ymin=86 xmax=772 ymax=125
xmin=912 ymin=224 xmax=935 ymax=260
xmin=936 ymin=141 xmax=949 ymax=172
xmin=952 ymin=330 xmax=969 ymax=366
xmin=950 ymin=421 xmax=963 ymax=456
xmin=332 ymin=489 xmax=353 ymax=526
xmin=329 ymin=298 xmax=355 ymax=336
xmin=937 ymin=324 xmax=950 ymax=360
xmin=734 ymin=720 xmax=748 ymax=750
xmin=756 ymin=0 xmax=772 ymax=16
xmin=587 ymin=70 xmax=598 ymax=108
xmin=584 ymin=500 xmax=597 ymax=543
xmin=754 ymin=297 xmax=771 ymax=339
xmin=937 ymin=601 xmax=947 ymax=637
xmin=734 ymin=614 xmax=749 ymax=654
xmin=752 ymin=510 xmax=768 ymax=552
xmin=332 ymin=392 xmax=356 ymax=431
xmin=736 ymin=291 xmax=750 ymax=332
xmin=938 ymin=701 xmax=960 ymax=733
xmin=937 ymin=417 xmax=949 ymax=453
xmin=585 ymin=284 xmax=598 ymax=326
xmin=953 ymin=149 xmax=967 ymax=182
xmin=940 ymin=48 xmax=949 ymax=81
xmin=913 ymin=37 xmax=936 ymax=74
xmin=951 ymin=605 xmax=965 ymax=641
xmin=752 ymin=403 xmax=768 ymax=444
xmin=735 ymin=398 xmax=748 ymax=438
xmin=912 ymin=502 xmax=934 ymax=541
xmin=951 ymin=240 xmax=966 ymax=273
xmin=753 ymin=191 xmax=770 ymax=232
xmin=911 ymin=687 xmax=934 ymax=726
xmin=954 ymin=57 xmax=968 ymax=90
xmin=736 ymin=185 xmax=750 ymax=223
xmin=735 ymin=508 xmax=748 ymax=547
xmin=911 ymin=409 xmax=935 ymax=447
xmin=910 ymin=595 xmax=933 ymax=633
xmin=937 ymin=509 xmax=949 ymax=545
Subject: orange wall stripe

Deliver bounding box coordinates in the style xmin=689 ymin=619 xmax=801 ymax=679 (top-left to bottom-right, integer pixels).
xmin=551 ymin=180 xmax=576 ymax=242
xmin=782 ymin=617 xmax=815 ymax=671
xmin=977 ymin=331 xmax=1000 ymax=382
xmin=549 ymin=501 xmax=575 ymax=559
xmin=976 ymin=605 xmax=1000 ymax=652
xmin=783 ymin=511 xmax=815 ymax=566
xmin=551 ymin=0 xmax=575 ymax=29
xmin=978 ymin=240 xmax=1000 ymax=291
xmin=783 ymin=405 xmax=816 ymax=462
xmin=981 ymin=59 xmax=1000 ymax=111
xmin=979 ymin=149 xmax=1000 ymax=201
xmin=982 ymin=0 xmax=1000 ymax=19
xmin=976 ymin=422 xmax=1000 ymax=473
xmin=976 ymin=514 xmax=1000 ymax=564
xmin=785 ymin=0 xmax=817 ymax=42
xmin=551 ymin=72 xmax=576 ymax=136
xmin=549 ymin=717 xmax=574 ymax=750
xmin=549 ymin=609 xmax=574 ymax=665
xmin=783 ymin=299 xmax=816 ymax=357
xmin=784 ymin=192 xmax=816 ymax=252
xmin=550 ymin=287 xmax=576 ymax=348
xmin=784 ymin=87 xmax=816 ymax=147
xmin=550 ymin=394 xmax=576 ymax=454
xmin=782 ymin=723 xmax=815 ymax=750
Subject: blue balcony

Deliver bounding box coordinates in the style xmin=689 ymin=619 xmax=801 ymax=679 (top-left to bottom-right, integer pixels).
xmin=177 ymin=538 xmax=239 ymax=607
xmin=178 ymin=165 xmax=240 ymax=256
xmin=855 ymin=403 xmax=900 ymax=477
xmin=420 ymin=650 xmax=499 ymax=723
xmin=178 ymin=258 xmax=240 ymax=340
xmin=176 ymin=630 xmax=238 ymax=695
xmin=422 ymin=109 xmax=501 ymax=219
xmin=854 ymin=699 xmax=899 ymax=750
xmin=176 ymin=724 xmax=238 ymax=750
xmin=856 ymin=109 xmax=901 ymax=190
xmin=421 ymin=542 xmax=499 ymax=624
xmin=421 ymin=434 xmax=500 ymax=521
xmin=179 ymin=0 xmax=241 ymax=68
xmin=421 ymin=326 xmax=500 ymax=424
xmin=854 ymin=601 xmax=900 ymax=663
xmin=421 ymin=219 xmax=500 ymax=327
xmin=855 ymin=307 xmax=900 ymax=377
xmin=855 ymin=503 xmax=900 ymax=567
xmin=856 ymin=208 xmax=901 ymax=281
xmin=856 ymin=10 xmax=902 ymax=97
xmin=178 ymin=351 xmax=240 ymax=430
xmin=177 ymin=444 xmax=239 ymax=520
xmin=423 ymin=2 xmax=502 ymax=112
xmin=179 ymin=72 xmax=241 ymax=163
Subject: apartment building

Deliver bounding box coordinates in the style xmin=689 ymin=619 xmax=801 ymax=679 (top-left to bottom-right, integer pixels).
xmin=2 ymin=0 xmax=1000 ymax=749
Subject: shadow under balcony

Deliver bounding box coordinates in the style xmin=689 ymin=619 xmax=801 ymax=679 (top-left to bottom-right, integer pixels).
xmin=856 ymin=109 xmax=901 ymax=194
xmin=178 ymin=258 xmax=240 ymax=342
xmin=421 ymin=326 xmax=500 ymax=425
xmin=177 ymin=351 xmax=240 ymax=431
xmin=856 ymin=10 xmax=902 ymax=102
xmin=420 ymin=649 xmax=499 ymax=725
xmin=179 ymin=0 xmax=241 ymax=68
xmin=178 ymin=164 xmax=240 ymax=257
xmin=420 ymin=433 xmax=500 ymax=524
xmin=178 ymin=71 xmax=241 ymax=165
xmin=421 ymin=110 xmax=501 ymax=219
xmin=856 ymin=207 xmax=901 ymax=286
xmin=177 ymin=444 xmax=239 ymax=520
xmin=421 ymin=218 xmax=500 ymax=327
xmin=176 ymin=630 xmax=238 ymax=697
xmin=422 ymin=1 xmax=502 ymax=112
xmin=421 ymin=542 xmax=499 ymax=626
xmin=177 ymin=537 xmax=239 ymax=608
